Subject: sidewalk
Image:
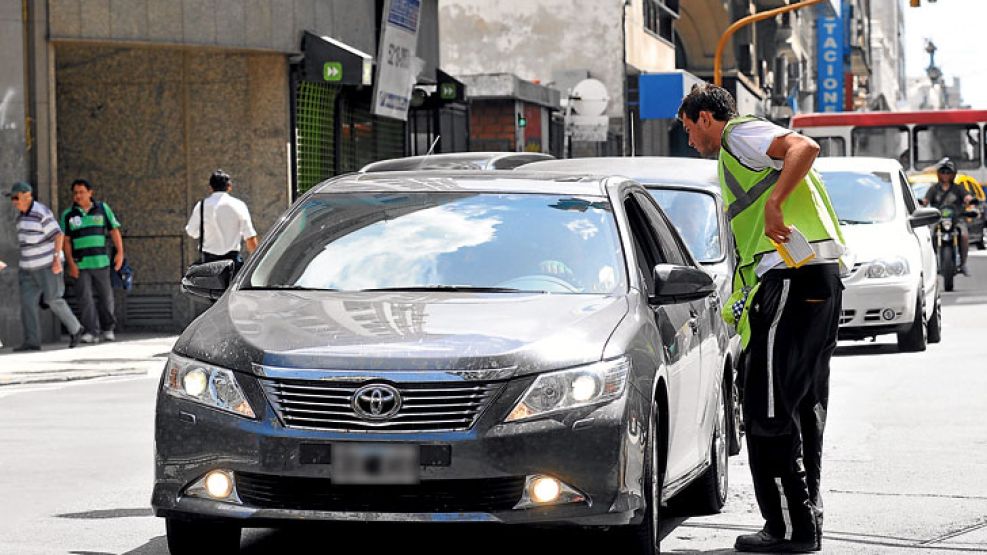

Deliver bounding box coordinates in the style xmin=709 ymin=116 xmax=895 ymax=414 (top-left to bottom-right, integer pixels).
xmin=0 ymin=334 xmax=177 ymax=386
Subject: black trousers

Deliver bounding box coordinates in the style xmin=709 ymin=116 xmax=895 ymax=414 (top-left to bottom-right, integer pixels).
xmin=743 ymin=263 xmax=842 ymax=542
xmin=76 ymin=267 xmax=116 ymax=334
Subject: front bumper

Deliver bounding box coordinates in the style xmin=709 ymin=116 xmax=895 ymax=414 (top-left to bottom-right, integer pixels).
xmin=152 ymin=371 xmax=649 ymax=528
xmin=838 ymin=277 xmax=918 ymax=338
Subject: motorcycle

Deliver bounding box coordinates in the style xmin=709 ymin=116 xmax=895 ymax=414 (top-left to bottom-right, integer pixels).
xmin=933 ymin=206 xmax=978 ymax=292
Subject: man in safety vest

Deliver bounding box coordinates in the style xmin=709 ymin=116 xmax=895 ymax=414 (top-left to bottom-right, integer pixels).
xmin=678 ymin=84 xmax=845 ymax=553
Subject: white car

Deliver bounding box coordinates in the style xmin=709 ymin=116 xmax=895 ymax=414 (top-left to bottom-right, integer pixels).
xmin=814 ymin=157 xmax=942 ymax=351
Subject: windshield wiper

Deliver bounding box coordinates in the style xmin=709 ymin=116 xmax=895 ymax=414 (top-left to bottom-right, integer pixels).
xmin=359 ymin=285 xmax=542 ymax=293
xmin=838 ymin=219 xmax=875 ymax=225
xmin=243 ymin=285 xmax=337 ymax=291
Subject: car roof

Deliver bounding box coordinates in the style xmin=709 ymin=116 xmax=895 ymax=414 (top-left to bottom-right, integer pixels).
xmin=360 ymin=152 xmax=555 ymax=172
xmin=310 ymin=170 xmax=612 ymax=196
xmin=813 ymin=156 xmax=904 ymax=173
xmin=519 ymin=157 xmax=720 ymax=193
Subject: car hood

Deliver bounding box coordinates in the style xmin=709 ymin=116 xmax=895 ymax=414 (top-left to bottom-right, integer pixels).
xmin=840 ymin=223 xmax=908 ymax=263
xmin=174 ymin=291 xmax=629 ymax=377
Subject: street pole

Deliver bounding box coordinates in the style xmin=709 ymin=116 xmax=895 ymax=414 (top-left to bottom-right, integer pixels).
xmin=714 ymin=0 xmax=825 ymax=87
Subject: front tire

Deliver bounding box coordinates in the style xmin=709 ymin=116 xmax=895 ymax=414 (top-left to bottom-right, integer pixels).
xmin=617 ymin=400 xmax=663 ymax=554
xmin=897 ymin=292 xmax=927 ymax=352
xmin=166 ymin=518 xmax=240 ymax=554
xmin=941 ymin=244 xmax=955 ymax=292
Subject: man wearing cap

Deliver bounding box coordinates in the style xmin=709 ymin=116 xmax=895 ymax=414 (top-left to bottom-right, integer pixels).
xmin=61 ymin=178 xmax=125 ymax=343
xmin=8 ymin=182 xmax=84 ymax=351
xmin=184 ymin=170 xmax=259 ymax=272
xmin=924 ymin=158 xmax=973 ymax=274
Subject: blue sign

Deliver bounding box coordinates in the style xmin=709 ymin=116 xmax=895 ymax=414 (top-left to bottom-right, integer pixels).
xmin=816 ymin=15 xmax=844 ymax=112
xmin=640 ymin=73 xmax=686 ymax=120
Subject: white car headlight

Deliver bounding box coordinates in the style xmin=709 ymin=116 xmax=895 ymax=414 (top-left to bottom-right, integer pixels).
xmin=163 ymin=354 xmax=256 ymax=418
xmin=865 ymin=257 xmax=910 ymax=279
xmin=505 ymin=357 xmax=630 ymax=423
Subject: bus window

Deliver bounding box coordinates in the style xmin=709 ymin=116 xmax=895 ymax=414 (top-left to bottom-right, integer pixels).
xmin=852 ymin=126 xmax=909 ymax=165
xmin=816 ymin=137 xmax=846 ymax=157
xmin=914 ymin=124 xmax=981 ymax=170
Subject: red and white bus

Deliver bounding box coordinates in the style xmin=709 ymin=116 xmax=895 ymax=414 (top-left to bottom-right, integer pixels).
xmin=791 ymin=110 xmax=987 ymax=182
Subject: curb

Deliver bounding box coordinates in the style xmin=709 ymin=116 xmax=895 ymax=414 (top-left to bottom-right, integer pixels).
xmin=0 ymin=367 xmax=151 ymax=387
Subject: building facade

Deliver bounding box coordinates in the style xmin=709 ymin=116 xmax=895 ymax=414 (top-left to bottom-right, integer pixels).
xmin=0 ymin=0 xmax=442 ymax=345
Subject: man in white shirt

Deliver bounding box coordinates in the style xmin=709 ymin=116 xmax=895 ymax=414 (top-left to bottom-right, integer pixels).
xmin=184 ymin=170 xmax=259 ymax=271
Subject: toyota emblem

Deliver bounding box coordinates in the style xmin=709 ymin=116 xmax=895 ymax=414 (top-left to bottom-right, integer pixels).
xmin=352 ymin=384 xmax=402 ymax=421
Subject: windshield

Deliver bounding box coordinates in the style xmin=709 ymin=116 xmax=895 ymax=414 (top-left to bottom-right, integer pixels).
xmin=647 ymin=189 xmax=722 ymax=262
xmin=820 ymin=171 xmax=897 ymax=224
xmin=247 ymin=192 xmax=626 ymax=294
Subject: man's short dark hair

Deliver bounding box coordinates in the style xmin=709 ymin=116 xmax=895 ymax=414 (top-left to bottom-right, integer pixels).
xmin=71 ymin=178 xmax=93 ymax=190
xmin=677 ymin=83 xmax=738 ymax=123
xmin=209 ymin=170 xmax=231 ymax=192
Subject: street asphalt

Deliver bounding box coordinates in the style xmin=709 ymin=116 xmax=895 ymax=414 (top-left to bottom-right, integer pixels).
xmin=1 ymin=253 xmax=986 ymax=553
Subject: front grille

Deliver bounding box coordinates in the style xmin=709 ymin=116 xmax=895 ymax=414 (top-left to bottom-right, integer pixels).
xmin=235 ymin=472 xmax=525 ymax=513
xmin=840 ymin=309 xmax=856 ymax=325
xmin=260 ymin=378 xmax=506 ymax=432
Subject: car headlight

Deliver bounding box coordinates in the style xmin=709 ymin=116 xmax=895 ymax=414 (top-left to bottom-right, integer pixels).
xmin=163 ymin=354 xmax=256 ymax=418
xmin=942 ymin=219 xmax=953 ymax=231
xmin=865 ymin=257 xmax=910 ymax=279
xmin=505 ymin=357 xmax=630 ymax=423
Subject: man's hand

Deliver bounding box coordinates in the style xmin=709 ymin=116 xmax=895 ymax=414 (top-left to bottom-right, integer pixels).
xmin=114 ymin=251 xmax=124 ymax=271
xmin=52 ymin=256 xmax=63 ymax=275
xmin=67 ymin=262 xmax=80 ymax=279
xmin=764 ymin=200 xmax=791 ymax=243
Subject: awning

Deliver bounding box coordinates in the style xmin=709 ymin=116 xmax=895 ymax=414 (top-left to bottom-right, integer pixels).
xmin=300 ymin=31 xmax=373 ymax=86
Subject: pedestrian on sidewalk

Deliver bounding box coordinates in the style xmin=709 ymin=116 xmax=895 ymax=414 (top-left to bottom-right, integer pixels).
xmin=678 ymin=84 xmax=846 ymax=553
xmin=61 ymin=178 xmax=125 ymax=343
xmin=8 ymin=182 xmax=84 ymax=351
xmin=184 ymin=169 xmax=258 ymax=272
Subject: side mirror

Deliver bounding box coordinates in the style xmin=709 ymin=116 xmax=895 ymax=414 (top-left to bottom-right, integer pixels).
xmin=650 ymin=264 xmax=716 ymax=304
xmin=909 ymin=207 xmax=940 ymax=228
xmin=181 ymin=260 xmax=234 ymax=301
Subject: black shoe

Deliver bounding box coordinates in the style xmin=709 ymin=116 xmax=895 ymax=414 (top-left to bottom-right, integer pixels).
xmin=735 ymin=530 xmax=819 ymax=553
xmin=69 ymin=329 xmax=83 ymax=348
xmin=13 ymin=345 xmax=42 ymax=352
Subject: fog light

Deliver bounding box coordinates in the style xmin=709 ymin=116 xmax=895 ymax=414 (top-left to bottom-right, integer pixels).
xmin=882 ymin=308 xmax=896 ymax=321
xmin=530 ymin=476 xmax=562 ymax=504
xmin=183 ymin=369 xmax=208 ymax=396
xmin=204 ymin=470 xmax=234 ymax=499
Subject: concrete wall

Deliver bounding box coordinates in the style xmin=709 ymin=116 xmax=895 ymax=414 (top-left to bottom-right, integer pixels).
xmin=0 ymin=3 xmax=29 ymax=347
xmin=53 ymin=43 xmax=289 ymax=328
xmin=439 ymin=0 xmax=626 ymax=117
xmin=624 ymin=0 xmax=675 ymax=73
xmin=47 ymin=0 xmax=378 ymax=56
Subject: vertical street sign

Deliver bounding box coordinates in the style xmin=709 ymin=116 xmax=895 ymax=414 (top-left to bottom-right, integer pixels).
xmin=372 ymin=0 xmax=422 ymax=121
xmin=816 ymin=14 xmax=844 ymax=112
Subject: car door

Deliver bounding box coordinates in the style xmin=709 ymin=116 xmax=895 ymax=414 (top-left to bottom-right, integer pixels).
xmin=621 ymin=192 xmax=704 ymax=480
xmin=637 ymin=192 xmax=721 ymax=461
xmin=900 ymin=170 xmax=936 ymax=302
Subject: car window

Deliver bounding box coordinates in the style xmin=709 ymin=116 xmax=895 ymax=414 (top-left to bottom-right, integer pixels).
xmin=623 ymin=195 xmax=665 ymax=293
xmin=247 ymin=192 xmax=626 ymax=294
xmin=899 ymin=171 xmax=918 ymax=214
xmin=820 ymin=171 xmax=897 ymax=224
xmin=646 ymin=188 xmax=722 ymax=263
xmin=635 ymin=192 xmax=691 ymax=266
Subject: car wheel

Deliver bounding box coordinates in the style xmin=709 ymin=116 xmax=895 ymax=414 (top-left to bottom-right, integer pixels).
xmin=166 ymin=518 xmax=240 ymax=554
xmin=941 ymin=245 xmax=955 ymax=292
xmin=667 ymin=378 xmax=729 ymax=515
xmin=927 ymin=292 xmax=943 ymax=344
xmin=616 ymin=400 xmax=663 ymax=555
xmin=897 ymin=292 xmax=927 ymax=352
xmin=977 ymin=240 xmax=986 ymax=251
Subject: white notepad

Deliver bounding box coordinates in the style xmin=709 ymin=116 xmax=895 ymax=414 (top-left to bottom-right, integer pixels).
xmin=771 ymin=225 xmax=816 ymax=269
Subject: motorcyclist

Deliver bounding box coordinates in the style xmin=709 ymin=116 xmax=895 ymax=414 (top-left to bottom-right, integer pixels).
xmin=923 ymin=158 xmax=974 ymax=274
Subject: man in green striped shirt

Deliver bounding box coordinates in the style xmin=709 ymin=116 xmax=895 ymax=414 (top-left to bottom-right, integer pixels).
xmin=61 ymin=178 xmax=125 ymax=342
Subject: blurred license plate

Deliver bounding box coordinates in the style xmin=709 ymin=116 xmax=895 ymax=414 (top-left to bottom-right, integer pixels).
xmin=332 ymin=443 xmax=420 ymax=485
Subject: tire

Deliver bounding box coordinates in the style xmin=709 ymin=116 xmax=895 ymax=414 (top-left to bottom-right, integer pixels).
xmin=166 ymin=518 xmax=241 ymax=555
xmin=667 ymin=378 xmax=729 ymax=515
xmin=897 ymin=292 xmax=927 ymax=352
xmin=941 ymin=245 xmax=955 ymax=292
xmin=977 ymin=240 xmax=985 ymax=251
xmin=927 ymin=292 xmax=943 ymax=344
xmin=616 ymin=400 xmax=663 ymax=555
